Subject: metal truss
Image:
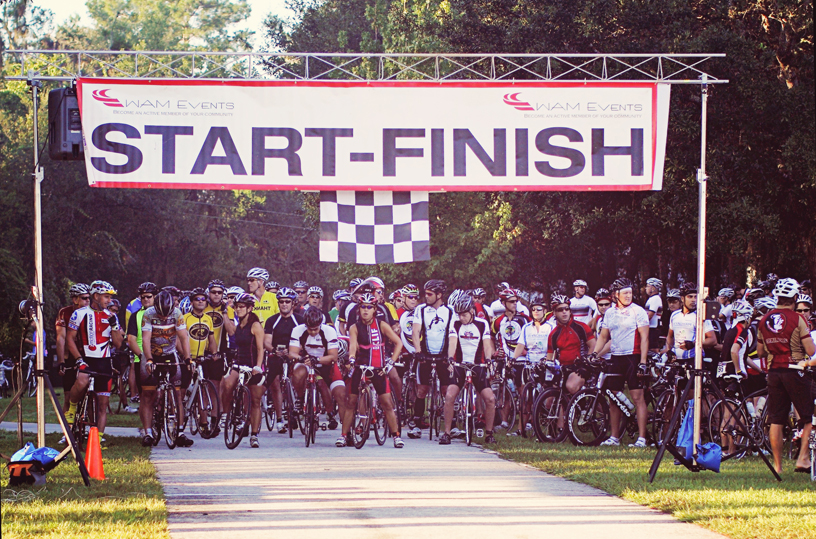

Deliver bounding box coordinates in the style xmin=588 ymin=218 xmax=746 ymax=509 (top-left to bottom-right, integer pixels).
xmin=3 ymin=50 xmax=727 ymax=84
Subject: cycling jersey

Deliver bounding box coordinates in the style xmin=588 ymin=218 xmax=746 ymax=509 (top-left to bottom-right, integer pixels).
xmin=448 ymin=317 xmax=491 ymax=364
xmin=519 ymin=319 xmax=554 ymax=362
xmin=399 ymin=309 xmax=416 ymax=354
xmin=595 ymin=314 xmax=612 ymax=359
xmin=492 ymin=312 xmax=532 ymax=357
xmin=204 ymin=303 xmax=234 ymax=352
xmin=489 ymin=299 xmax=529 ymax=318
xmin=347 ymin=303 xmax=396 ymax=328
xmin=569 ymin=296 xmax=597 ymax=325
xmin=57 ymin=305 xmax=83 ymax=360
xmin=720 ymin=303 xmax=734 ymax=330
xmin=233 ymin=313 xmax=260 ymax=367
xmin=329 ymin=307 xmax=339 ymax=323
xmin=141 ymin=307 xmax=186 ymax=357
xmin=184 ymin=311 xmax=214 ymax=359
xmin=354 ymin=318 xmax=386 ymax=367
xmin=757 ymin=308 xmax=812 ymax=368
xmin=474 ymin=302 xmax=493 ymax=321
xmin=290 ymin=324 xmax=339 ymax=359
xmin=253 ymin=291 xmax=280 ymax=325
xmin=645 ymin=294 xmax=663 ymax=329
xmin=126 ymin=308 xmax=148 ymax=356
xmin=668 ymin=309 xmax=715 ymax=360
xmin=602 ymin=303 xmax=650 ymax=356
xmin=264 ymin=313 xmax=305 ymax=348
xmin=68 ymin=306 xmax=116 ymax=358
xmin=548 ymin=319 xmax=594 ymax=366
xmin=125 ymin=297 xmax=141 ymax=331
xmin=413 ymin=303 xmax=454 ymax=356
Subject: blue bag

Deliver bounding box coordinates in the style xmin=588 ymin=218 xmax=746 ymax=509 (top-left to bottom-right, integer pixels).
xmin=676 ymin=400 xmax=695 ymax=459
xmin=695 ymin=442 xmax=722 ymax=472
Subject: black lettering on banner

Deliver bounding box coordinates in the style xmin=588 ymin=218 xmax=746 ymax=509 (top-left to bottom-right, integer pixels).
xmin=383 ymin=129 xmax=425 ymax=176
xmin=91 ymin=123 xmax=143 ymax=174
xmin=305 ymin=128 xmax=353 ymax=176
xmin=453 ymin=129 xmax=506 ymax=177
xmin=591 ymin=128 xmax=644 ymax=176
xmin=252 ymin=128 xmax=303 ymax=176
xmin=515 ymin=129 xmax=528 ymax=176
xmin=191 ymin=127 xmax=247 ymax=175
xmin=534 ymin=127 xmax=585 ymax=178
xmin=431 ymin=129 xmax=444 ymax=177
xmin=144 ymin=125 xmax=193 ymax=174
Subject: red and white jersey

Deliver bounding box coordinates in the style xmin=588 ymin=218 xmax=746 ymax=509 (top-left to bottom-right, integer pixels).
xmin=569 ymin=296 xmax=597 ymax=325
xmin=68 ymin=306 xmax=114 ymax=358
xmin=601 ymin=303 xmax=650 ymax=356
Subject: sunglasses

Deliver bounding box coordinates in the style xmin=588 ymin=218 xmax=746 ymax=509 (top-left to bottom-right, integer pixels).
xmin=308 ymin=294 xmax=321 ymax=299
xmin=296 ymin=290 xmax=307 ymax=295
xmin=279 ymin=299 xmax=293 ymax=304
xmin=796 ymin=308 xmax=811 ymax=313
xmin=406 ymin=295 xmax=419 ymax=300
xmin=140 ymin=294 xmax=153 ymax=300
xmin=79 ymin=295 xmax=90 ymax=300
xmin=360 ymin=305 xmax=376 ymax=310
xmin=210 ymin=290 xmax=224 ymax=295
xmin=598 ymin=302 xmax=611 ymax=307
xmin=506 ymin=299 xmax=518 ymax=304
xmin=531 ymin=307 xmax=544 ymax=312
xmin=193 ymin=297 xmax=207 ymax=302
xmin=555 ymin=307 xmax=571 ymax=313
xmin=247 ymin=278 xmax=260 ymax=283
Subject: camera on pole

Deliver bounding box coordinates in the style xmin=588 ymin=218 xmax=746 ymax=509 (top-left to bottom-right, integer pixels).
xmin=48 ymin=86 xmax=84 ymax=161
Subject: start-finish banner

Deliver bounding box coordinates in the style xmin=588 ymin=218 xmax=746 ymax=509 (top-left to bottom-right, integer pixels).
xmin=77 ymin=78 xmax=670 ymax=191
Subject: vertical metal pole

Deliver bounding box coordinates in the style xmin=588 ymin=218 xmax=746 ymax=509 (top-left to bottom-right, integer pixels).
xmin=692 ymin=74 xmax=709 ymax=462
xmin=31 ymin=78 xmax=47 ymax=448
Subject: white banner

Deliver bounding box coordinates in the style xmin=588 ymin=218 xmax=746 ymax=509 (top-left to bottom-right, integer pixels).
xmin=77 ymin=79 xmax=670 ymax=191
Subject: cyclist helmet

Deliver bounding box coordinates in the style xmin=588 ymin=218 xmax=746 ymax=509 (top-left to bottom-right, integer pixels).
xmin=190 ymin=287 xmax=207 ymax=298
xmin=551 ymin=294 xmax=570 ymax=308
xmin=717 ymin=287 xmax=735 ymax=299
xmin=766 ymin=273 xmax=779 ymax=283
xmin=389 ymin=290 xmax=402 ymax=301
xmin=358 ymin=292 xmax=377 ymax=306
xmin=744 ymin=288 xmax=764 ymax=303
xmin=573 ymin=279 xmax=588 ymax=287
xmin=247 ymin=267 xmax=269 ymax=281
xmin=646 ymin=278 xmax=663 ymax=289
xmin=758 ymin=280 xmax=772 ymax=292
xmin=265 ymin=280 xmax=280 ymax=291
xmin=610 ymin=277 xmax=633 ymax=292
xmin=304 ymin=307 xmax=323 ymax=328
xmin=349 ymin=277 xmax=364 ymax=289
xmin=207 ymin=279 xmax=225 ymax=292
xmin=754 ymin=296 xmax=777 ymax=314
xmin=424 ymin=279 xmax=447 ymax=295
xmin=366 ymin=276 xmax=384 ymax=289
xmin=307 ymin=286 xmax=324 ymax=298
xmin=499 ymin=288 xmax=519 ymax=302
xmin=337 ymin=338 xmax=349 ymax=361
xmin=454 ymin=295 xmax=475 ymax=314
xmin=69 ymin=283 xmax=91 ymax=297
xmin=234 ymin=293 xmax=256 ymax=307
xmin=472 ymin=287 xmax=486 ymax=297
xmin=801 ymin=279 xmax=812 ymax=290
xmin=530 ymin=296 xmax=546 ymax=309
xmin=162 ymin=285 xmax=181 ymax=297
xmin=447 ymin=289 xmax=465 ymax=307
xmin=154 ymin=290 xmax=174 ymax=317
xmin=402 ymin=283 xmax=420 ymax=296
xmin=276 ymin=287 xmax=298 ymax=301
xmin=90 ymin=280 xmax=117 ymax=296
xmin=595 ymin=288 xmax=612 ymax=301
xmin=332 ymin=290 xmax=346 ymax=301
xmin=137 ymin=281 xmax=158 ymax=295
xmin=679 ymin=282 xmax=697 ymax=296
xmin=773 ymin=278 xmax=799 ymax=298
xmin=226 ymin=286 xmax=245 ymax=297
xmin=666 ymin=288 xmax=681 ymax=300
xmin=178 ymin=296 xmax=192 ymax=315
xmin=731 ymin=299 xmax=754 ymax=322
xmin=293 ymin=280 xmax=309 ymax=289
xmin=109 ymin=298 xmax=121 ymax=308
xmin=797 ymin=294 xmax=813 ymax=306
xmin=497 ymin=281 xmax=511 ymax=291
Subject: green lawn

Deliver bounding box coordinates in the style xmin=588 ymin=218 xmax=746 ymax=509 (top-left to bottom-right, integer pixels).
xmin=490 ymin=436 xmax=816 ymax=539
xmin=0 ymin=430 xmax=168 ymax=539
xmin=10 ymin=395 xmax=142 ymax=429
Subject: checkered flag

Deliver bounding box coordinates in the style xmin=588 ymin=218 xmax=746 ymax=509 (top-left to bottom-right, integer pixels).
xmin=319 ymin=191 xmax=430 ymax=264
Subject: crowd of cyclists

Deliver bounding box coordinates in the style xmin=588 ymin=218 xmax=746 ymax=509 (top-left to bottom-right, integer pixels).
xmin=51 ymin=269 xmax=816 ymax=474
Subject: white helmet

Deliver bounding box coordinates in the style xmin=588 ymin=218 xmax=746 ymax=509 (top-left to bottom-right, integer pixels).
xmin=226 ymin=286 xmax=245 ymax=296
xmin=573 ymin=279 xmax=588 ymax=287
xmin=797 ymin=294 xmax=813 ymax=307
xmin=773 ymin=278 xmax=799 ymax=299
xmin=754 ymin=296 xmax=777 ymax=314
xmin=717 ymin=287 xmax=735 ymax=299
xmin=646 ymin=278 xmax=663 ymax=289
xmin=666 ymin=288 xmax=681 ymax=300
xmin=731 ymin=299 xmax=754 ymax=323
xmin=90 ymin=280 xmax=117 ymax=295
xmin=246 ymin=267 xmax=269 ymax=281
xmin=447 ymin=288 xmax=465 ymax=307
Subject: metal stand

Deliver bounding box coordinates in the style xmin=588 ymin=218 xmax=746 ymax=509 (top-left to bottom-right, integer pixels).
xmin=648 ymin=367 xmax=781 ymax=482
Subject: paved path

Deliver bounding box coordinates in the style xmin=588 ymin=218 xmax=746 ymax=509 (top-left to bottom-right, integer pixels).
xmin=151 ymin=430 xmax=723 ymax=539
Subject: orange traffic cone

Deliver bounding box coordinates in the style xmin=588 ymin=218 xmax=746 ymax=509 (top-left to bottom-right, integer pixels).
xmin=85 ymin=427 xmax=105 ymax=480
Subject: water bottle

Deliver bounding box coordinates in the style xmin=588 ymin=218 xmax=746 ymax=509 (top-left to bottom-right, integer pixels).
xmin=615 ymin=391 xmax=635 ymax=412
xmin=755 ymin=396 xmax=766 ymax=417
xmin=746 ymin=401 xmax=756 ymax=418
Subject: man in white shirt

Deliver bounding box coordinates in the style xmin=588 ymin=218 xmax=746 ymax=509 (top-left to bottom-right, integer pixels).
xmin=570 ymin=279 xmax=597 ymax=325
xmin=645 ymin=277 xmax=664 ymax=352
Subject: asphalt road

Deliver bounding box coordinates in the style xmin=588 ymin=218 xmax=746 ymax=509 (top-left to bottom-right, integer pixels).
xmin=150 ymin=427 xmax=724 ymax=539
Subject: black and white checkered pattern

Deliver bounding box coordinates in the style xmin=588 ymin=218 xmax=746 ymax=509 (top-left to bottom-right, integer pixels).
xmin=319 ymin=191 xmax=430 ymax=264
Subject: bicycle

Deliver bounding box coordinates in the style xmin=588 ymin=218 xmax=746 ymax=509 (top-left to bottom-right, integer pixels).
xmin=516 ymin=360 xmax=547 ymax=437
xmin=491 ymin=359 xmax=517 ymax=433
xmin=276 ymin=351 xmax=302 ymax=438
xmin=300 ymin=357 xmax=320 ymax=447
xmin=15 ymin=352 xmax=37 ymax=398
xmin=417 ymin=354 xmax=446 ymax=441
xmin=69 ymin=367 xmax=103 ymax=447
xmin=150 ymin=361 xmax=184 ymax=449
xmin=451 ymin=362 xmax=484 ymax=446
xmin=224 ymin=364 xmax=254 ymax=449
xmin=531 ymin=360 xmax=578 ymax=443
xmin=182 ymin=355 xmax=221 ymax=439
xmin=401 ymin=354 xmax=418 ymax=427
xmin=112 ymin=350 xmax=132 ymax=414
xmin=0 ymin=357 xmax=15 ymax=399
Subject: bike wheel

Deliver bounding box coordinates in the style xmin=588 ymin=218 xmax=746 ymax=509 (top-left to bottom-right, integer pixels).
xmin=198 ymin=380 xmax=219 ymax=439
xmin=374 ymin=392 xmax=387 ymax=446
xmin=465 ymin=384 xmax=475 ymax=446
xmin=651 ymin=389 xmax=676 ymax=446
xmin=532 ymin=388 xmax=568 ymax=443
xmin=494 ymin=382 xmax=517 ymax=433
xmin=428 ymin=382 xmax=437 ymax=441
xmin=151 ymin=391 xmax=162 ymax=446
xmin=567 ymin=390 xmax=610 ymax=446
xmin=163 ymin=387 xmax=179 ymax=449
xmin=285 ymin=381 xmax=296 ymax=438
xmin=27 ymin=371 xmax=37 ymax=398
xmin=189 ymin=397 xmax=200 ymax=437
xmin=305 ymin=387 xmax=314 ymax=448
xmin=402 ymin=377 xmax=417 ymax=424
xmin=225 ymin=385 xmax=250 ymax=449
xmin=353 ymin=386 xmax=372 ymax=449
xmin=518 ymin=382 xmax=537 ymax=438
xmin=708 ymin=398 xmax=743 ymax=450
xmin=263 ymin=392 xmax=276 ymax=432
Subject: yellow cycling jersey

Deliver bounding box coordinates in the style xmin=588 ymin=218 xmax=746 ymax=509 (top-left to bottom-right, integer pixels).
xmin=253 ymin=291 xmax=279 ymax=325
xmin=184 ymin=311 xmax=215 ymax=359
xmin=204 ymin=303 xmax=234 ymax=352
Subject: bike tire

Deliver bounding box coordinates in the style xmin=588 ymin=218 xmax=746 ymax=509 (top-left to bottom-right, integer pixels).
xmin=518 ymin=382 xmax=537 ymax=439
xmin=196 ymin=380 xmax=216 ymax=439
xmin=163 ymin=387 xmax=179 ymax=449
xmin=225 ymin=385 xmax=251 ymax=449
xmin=151 ymin=391 xmax=162 ymax=446
xmin=263 ymin=392 xmax=276 ymax=432
xmin=305 ymin=386 xmax=314 ymax=448
xmin=428 ymin=381 xmax=437 ymax=441
xmin=27 ymin=372 xmax=37 ymax=398
xmin=374 ymin=392 xmax=387 ymax=446
xmin=708 ymin=398 xmax=744 ymax=451
xmin=532 ymin=388 xmax=567 ymax=443
xmin=494 ymin=382 xmax=517 ymax=433
xmin=402 ymin=376 xmax=417 ymax=425
xmin=650 ymin=388 xmax=676 ymax=446
xmin=465 ymin=384 xmax=475 ymax=446
xmin=567 ymin=390 xmax=610 ymax=446
xmin=189 ymin=397 xmax=200 ymax=437
xmin=285 ymin=381 xmax=296 ymax=438
xmin=353 ymin=385 xmax=372 ymax=449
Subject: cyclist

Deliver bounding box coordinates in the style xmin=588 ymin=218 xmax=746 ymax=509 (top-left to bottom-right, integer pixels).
xmin=570 ymin=279 xmax=597 ymax=325
xmin=221 ymin=293 xmax=267 ymax=448
xmin=289 ymin=308 xmax=349 ymax=447
xmin=513 ymin=297 xmax=554 ymax=385
xmin=758 ymin=278 xmax=815 ymax=473
xmin=184 ymin=287 xmax=218 ymax=433
xmin=305 ymin=286 xmax=330 ymax=324
xmin=247 ymin=268 xmax=280 ymax=324
xmin=471 ymin=287 xmax=493 ymax=321
xmin=590 ymin=288 xmax=611 ymax=333
xmin=390 ymin=290 xmax=404 ymax=314
xmin=490 ymin=288 xmax=531 ymax=432
xmin=407 ymin=279 xmax=454 ymax=439
xmin=293 ymin=280 xmax=310 ymax=315
xmin=591 ymin=277 xmax=650 ymax=447
xmin=163 ymin=286 xmax=182 ymax=309
xmin=125 ymin=282 xmax=158 ymax=406
xmin=546 ymin=295 xmax=596 ymax=395
xmin=265 ymin=281 xmax=280 ymax=295
xmin=644 ymin=278 xmax=664 ymax=352
xmin=263 ymin=287 xmax=305 ymax=434
xmin=204 ymin=279 xmax=236 ymax=355
xmin=348 ymin=292 xmax=405 ymax=448
xmin=65 ymin=280 xmax=124 ymax=444
xmin=717 ymin=287 xmax=736 ymax=329
xmin=55 ymin=283 xmax=90 ymax=414
xmin=330 ymin=290 xmax=346 ymax=323
xmin=800 ymin=279 xmax=812 ymax=299
xmin=140 ymin=290 xmax=193 ymax=448
xmin=396 ymin=284 xmax=421 ymax=395
xmin=441 ymin=295 xmax=496 ymax=445
xmin=661 ymin=282 xmax=718 ymax=369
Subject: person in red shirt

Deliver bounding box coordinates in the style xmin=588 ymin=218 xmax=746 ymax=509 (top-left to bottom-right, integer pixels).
xmin=55 ymin=283 xmax=91 ymax=413
xmin=757 ymin=278 xmax=815 ymax=473
xmin=546 ymin=296 xmax=596 ymax=395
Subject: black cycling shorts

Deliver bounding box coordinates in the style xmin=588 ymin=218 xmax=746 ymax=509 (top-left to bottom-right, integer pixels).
xmin=202 ymin=355 xmax=227 ymax=381
xmin=415 ymin=356 xmax=452 ymax=387
xmin=350 ymin=366 xmax=390 ymax=396
xmin=450 ymin=364 xmax=491 ymax=393
xmin=607 ymin=354 xmax=643 ymax=392
xmin=648 ymin=327 xmax=660 ymax=350
xmin=265 ymin=354 xmax=285 ymax=385
xmin=78 ymin=356 xmax=113 ymax=394
xmin=766 ymin=369 xmax=814 ymax=427
xmin=140 ymin=353 xmax=181 ymax=389
xmin=62 ymin=356 xmax=78 ymax=392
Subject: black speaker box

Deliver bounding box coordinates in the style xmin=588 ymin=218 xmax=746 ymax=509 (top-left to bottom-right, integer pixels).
xmin=48 ymin=87 xmax=84 ymax=161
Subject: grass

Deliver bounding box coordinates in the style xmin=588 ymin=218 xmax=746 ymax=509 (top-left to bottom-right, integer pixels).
xmin=8 ymin=395 xmax=142 ymax=429
xmin=490 ymin=436 xmax=816 ymax=539
xmin=0 ymin=430 xmax=168 ymax=539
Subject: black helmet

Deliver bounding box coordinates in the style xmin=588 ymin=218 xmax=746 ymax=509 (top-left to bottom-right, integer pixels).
xmin=190 ymin=287 xmax=207 ymax=298
xmin=610 ymin=277 xmax=633 ymax=292
xmin=304 ymin=308 xmax=323 ymax=329
xmin=162 ymin=285 xmax=181 ymax=297
xmin=454 ymin=295 xmax=475 ymax=314
xmin=138 ymin=281 xmax=158 ymax=295
xmin=207 ymin=279 xmax=225 ymax=292
xmin=679 ymin=282 xmax=698 ymax=296
xmin=155 ymin=290 xmax=175 ymax=317
xmin=424 ymin=279 xmax=447 ymax=295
